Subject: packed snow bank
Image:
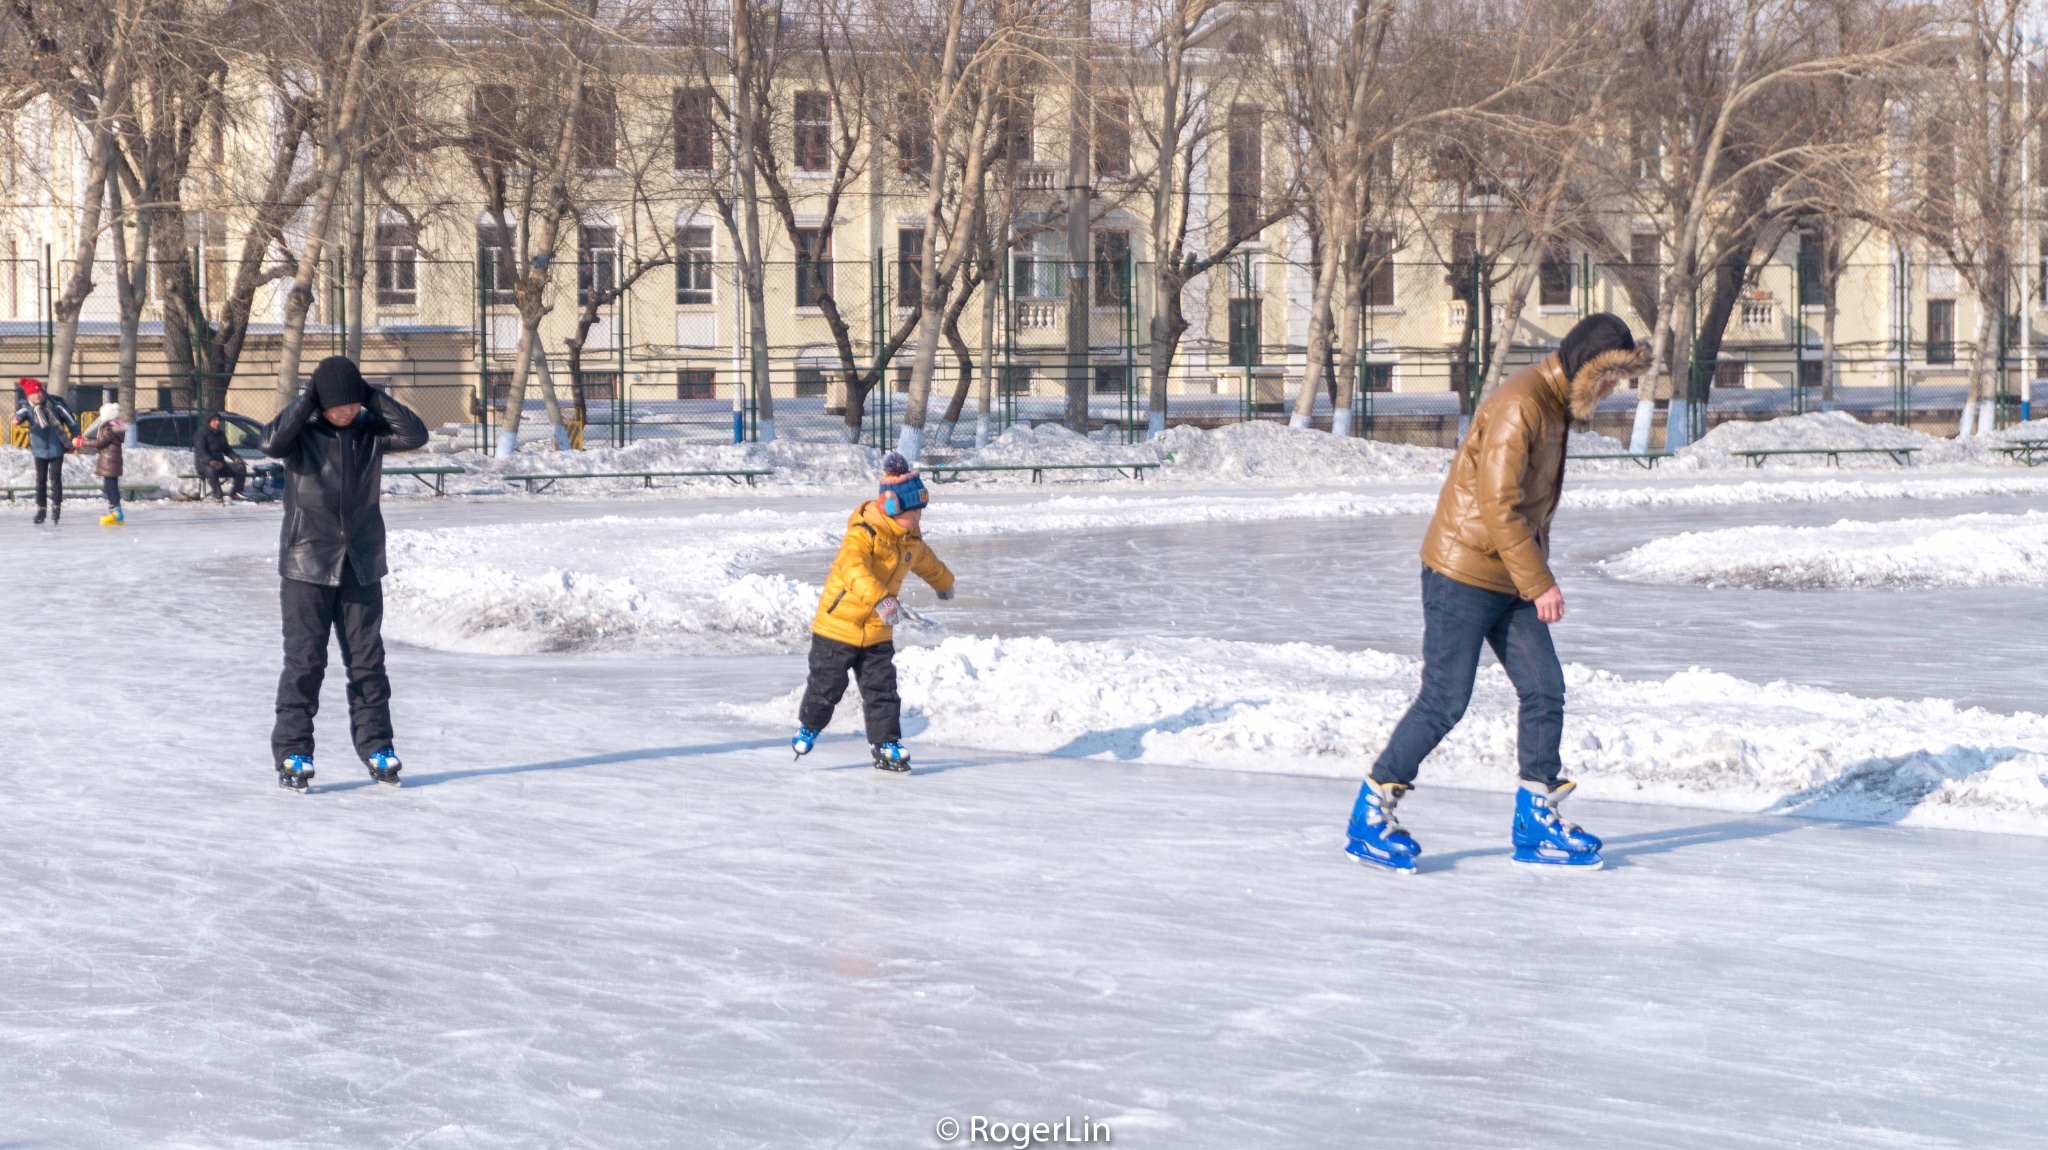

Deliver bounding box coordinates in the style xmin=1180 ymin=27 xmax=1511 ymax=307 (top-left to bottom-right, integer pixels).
xmin=0 ymin=444 xmax=196 ymax=495
xmin=730 ymin=633 xmax=2048 ymax=834
xmin=1670 ymin=411 xmax=1968 ymax=469
xmin=1604 ymin=510 xmax=2048 ymax=590
xmin=1149 ymin=420 xmax=1450 ymax=482
xmin=379 ymin=492 xmax=1440 ymax=653
xmin=429 ymin=436 xmax=881 ymax=494
xmin=935 ymin=420 xmax=1452 ymax=484
xmin=1561 ymin=473 xmax=2048 ymax=510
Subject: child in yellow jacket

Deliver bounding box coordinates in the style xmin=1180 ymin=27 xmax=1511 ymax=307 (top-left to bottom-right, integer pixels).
xmin=793 ymin=453 xmax=955 ymax=771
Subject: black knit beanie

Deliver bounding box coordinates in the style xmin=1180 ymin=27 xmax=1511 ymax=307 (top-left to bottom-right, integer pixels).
xmin=1559 ymin=313 xmax=1636 ymax=380
xmin=310 ymin=356 xmax=370 ymax=410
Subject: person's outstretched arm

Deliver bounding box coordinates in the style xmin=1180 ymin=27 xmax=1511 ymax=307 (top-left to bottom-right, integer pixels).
xmin=908 ymin=540 xmax=955 ymax=598
xmin=260 ymin=390 xmax=316 ymax=459
xmin=368 ymin=388 xmax=429 ymax=455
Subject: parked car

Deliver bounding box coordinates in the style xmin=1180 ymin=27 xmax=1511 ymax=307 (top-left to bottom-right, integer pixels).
xmin=134 ymin=410 xmax=268 ymax=458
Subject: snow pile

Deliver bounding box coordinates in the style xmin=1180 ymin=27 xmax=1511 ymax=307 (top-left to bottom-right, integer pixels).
xmin=379 ymin=492 xmax=1441 ymax=653
xmin=1603 ymin=510 xmax=2048 ymax=589
xmin=433 ymin=437 xmax=880 ymax=494
xmin=946 ymin=422 xmax=1156 ymax=471
xmin=0 ymin=444 xmax=195 ymax=496
xmin=730 ymin=633 xmax=2048 ymax=834
xmin=1151 ymin=420 xmax=1450 ymax=482
xmin=1562 ymin=473 xmax=2048 ymax=511
xmin=1672 ymin=411 xmax=1967 ymax=469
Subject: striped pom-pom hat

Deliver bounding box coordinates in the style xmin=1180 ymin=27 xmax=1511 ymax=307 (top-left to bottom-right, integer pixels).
xmin=878 ymin=452 xmax=929 ymax=514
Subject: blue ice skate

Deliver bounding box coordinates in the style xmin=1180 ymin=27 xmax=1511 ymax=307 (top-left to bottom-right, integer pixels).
xmin=1345 ymin=779 xmax=1419 ymax=873
xmin=1512 ymin=779 xmax=1603 ymax=869
xmin=871 ymin=741 xmax=911 ymax=772
xmin=792 ymin=726 xmax=820 ymax=758
xmin=366 ymin=747 xmax=403 ymax=786
xmin=276 ymin=754 xmax=315 ymax=793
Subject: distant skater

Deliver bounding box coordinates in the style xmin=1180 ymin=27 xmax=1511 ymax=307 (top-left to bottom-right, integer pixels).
xmin=194 ymin=411 xmax=251 ymax=502
xmin=74 ymin=401 xmax=129 ymax=525
xmin=259 ymin=356 xmax=428 ymax=792
xmin=1346 ymin=314 xmax=1650 ymax=872
xmin=791 ymin=453 xmax=955 ymax=772
xmin=14 ymin=378 xmax=78 ymax=525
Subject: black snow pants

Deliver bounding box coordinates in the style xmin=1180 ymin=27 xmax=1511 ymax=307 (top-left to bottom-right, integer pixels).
xmin=798 ymin=634 xmax=902 ymax=745
xmin=33 ymin=457 xmax=62 ymax=509
xmin=271 ymin=572 xmax=395 ymax=766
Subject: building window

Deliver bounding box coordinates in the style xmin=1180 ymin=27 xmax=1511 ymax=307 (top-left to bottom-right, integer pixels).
xmin=1227 ymin=105 xmax=1262 ymax=237
xmin=794 ymin=368 xmax=829 ymax=398
xmin=1092 ymin=364 xmax=1127 ymax=394
xmin=1538 ymin=246 xmax=1572 ymax=307
xmin=1094 ymin=97 xmax=1130 ymax=178
xmin=795 ymin=226 xmax=832 ymax=307
xmin=996 ymin=95 xmax=1034 ymax=162
xmin=794 ymin=91 xmax=832 ymax=172
xmin=676 ymin=225 xmax=714 ymax=304
xmin=895 ymin=94 xmax=932 ymax=176
xmin=1000 ymin=366 xmax=1032 ymax=395
xmin=1798 ymin=231 xmax=1826 ymax=306
xmin=674 ymin=87 xmax=715 ymax=171
xmin=1012 ymin=238 xmax=1063 ymax=300
xmin=471 ymin=84 xmax=519 ymax=167
xmin=478 ymin=218 xmax=516 ymax=306
xmin=1628 ymin=233 xmax=1661 ymax=313
xmin=375 ymin=221 xmax=417 ymax=306
xmin=1927 ymin=299 xmax=1956 ymax=364
xmin=1227 ymin=298 xmax=1261 ymax=367
xmin=1362 ymin=363 xmax=1393 ymax=393
xmin=1362 ymin=232 xmax=1394 ymax=308
xmin=484 ymin=370 xmax=513 ymax=407
xmin=1712 ymin=360 xmax=1747 ymax=390
xmin=575 ymin=371 xmax=617 ymax=402
xmin=1094 ymin=229 xmax=1131 ymax=307
xmin=200 ymin=211 xmax=228 ymax=308
xmin=1799 ymin=359 xmax=1822 ymax=390
xmin=577 ymin=85 xmax=618 ymax=169
xmin=677 ymin=369 xmax=715 ymax=399
xmin=897 ymin=228 xmax=923 ymax=307
xmin=578 ymin=225 xmax=617 ymax=306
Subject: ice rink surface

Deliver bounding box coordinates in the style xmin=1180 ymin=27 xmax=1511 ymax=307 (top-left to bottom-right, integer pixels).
xmin=5 ymin=480 xmax=2048 ymax=1147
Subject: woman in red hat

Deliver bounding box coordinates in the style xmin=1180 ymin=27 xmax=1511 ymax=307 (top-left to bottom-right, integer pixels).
xmin=12 ymin=378 xmax=78 ymax=524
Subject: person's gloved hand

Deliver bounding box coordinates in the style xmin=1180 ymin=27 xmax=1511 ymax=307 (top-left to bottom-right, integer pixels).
xmin=875 ymin=596 xmax=901 ymax=625
xmin=936 ymin=586 xmax=955 ymax=601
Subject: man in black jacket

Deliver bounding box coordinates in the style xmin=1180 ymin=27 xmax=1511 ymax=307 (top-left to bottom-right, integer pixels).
xmin=193 ymin=412 xmax=249 ymax=501
xmin=260 ymin=355 xmax=429 ymax=792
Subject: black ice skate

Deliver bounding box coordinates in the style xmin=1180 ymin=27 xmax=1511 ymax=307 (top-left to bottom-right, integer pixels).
xmin=277 ymin=755 xmax=315 ymax=793
xmin=871 ymin=741 xmax=911 ymax=772
xmin=366 ymin=747 xmax=403 ymax=787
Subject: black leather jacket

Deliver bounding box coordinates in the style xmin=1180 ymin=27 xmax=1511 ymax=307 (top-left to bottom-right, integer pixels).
xmin=259 ymin=388 xmax=429 ymax=585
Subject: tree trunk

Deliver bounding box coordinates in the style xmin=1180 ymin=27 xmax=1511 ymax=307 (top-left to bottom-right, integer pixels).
xmin=109 ymin=176 xmax=147 ymax=445
xmin=1820 ymin=276 xmax=1838 ymax=412
xmin=1289 ymin=234 xmax=1343 ymax=428
xmin=345 ymin=162 xmax=366 ymax=361
xmin=1330 ymin=257 xmax=1366 ymax=438
xmin=1962 ymin=298 xmax=1998 ymax=436
xmin=1479 ymin=254 xmax=1540 ymax=405
xmin=976 ymin=257 xmax=997 ymax=447
xmin=48 ymin=141 xmax=118 ymax=400
xmin=498 ymin=322 xmax=539 ymax=457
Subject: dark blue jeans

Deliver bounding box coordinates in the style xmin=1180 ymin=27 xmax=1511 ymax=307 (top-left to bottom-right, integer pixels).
xmin=1370 ymin=566 xmax=1565 ymax=786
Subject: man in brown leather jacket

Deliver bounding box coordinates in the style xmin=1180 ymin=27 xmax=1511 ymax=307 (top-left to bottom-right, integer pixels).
xmin=1345 ymin=314 xmax=1650 ymax=873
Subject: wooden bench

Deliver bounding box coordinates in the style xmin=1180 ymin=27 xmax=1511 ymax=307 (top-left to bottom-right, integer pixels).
xmin=1730 ymin=446 xmax=1919 ymax=468
xmin=1 ymin=482 xmax=160 ymax=501
xmin=1568 ymin=451 xmax=1673 ymax=471
xmin=923 ymin=462 xmax=1159 ymax=483
xmin=509 ymin=468 xmax=773 ymax=494
xmin=1994 ymin=439 xmax=2048 ymax=466
xmin=386 ymin=464 xmax=466 ymax=496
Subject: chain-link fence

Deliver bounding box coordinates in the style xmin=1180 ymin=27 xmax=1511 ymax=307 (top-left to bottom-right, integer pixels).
xmin=3 ymin=248 xmax=2035 ymax=452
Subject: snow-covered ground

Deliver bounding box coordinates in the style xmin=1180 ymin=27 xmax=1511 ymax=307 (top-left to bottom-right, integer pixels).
xmin=7 ymin=444 xmax=2048 ymax=1145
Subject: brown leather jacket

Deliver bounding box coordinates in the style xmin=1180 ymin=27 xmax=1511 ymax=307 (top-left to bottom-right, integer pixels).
xmin=80 ymin=419 xmax=124 ymax=478
xmin=1419 ymin=346 xmax=1648 ymax=599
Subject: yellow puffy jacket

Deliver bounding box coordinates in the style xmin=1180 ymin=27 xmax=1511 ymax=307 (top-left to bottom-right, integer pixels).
xmin=811 ymin=500 xmax=955 ymax=647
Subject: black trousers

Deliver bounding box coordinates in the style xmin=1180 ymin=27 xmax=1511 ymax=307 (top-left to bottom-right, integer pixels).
xmin=33 ymin=457 xmax=62 ymax=508
xmin=798 ymin=635 xmax=901 ymax=744
xmin=202 ymin=458 xmax=246 ymax=498
xmin=101 ymin=476 xmax=121 ymax=508
xmin=271 ymin=574 xmax=394 ymax=765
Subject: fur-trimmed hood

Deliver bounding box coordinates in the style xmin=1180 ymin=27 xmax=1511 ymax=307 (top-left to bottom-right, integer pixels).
xmin=1561 ymin=346 xmax=1652 ymax=421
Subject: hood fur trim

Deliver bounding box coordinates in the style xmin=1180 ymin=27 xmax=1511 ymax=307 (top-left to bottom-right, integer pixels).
xmin=1567 ymin=346 xmax=1652 ymax=420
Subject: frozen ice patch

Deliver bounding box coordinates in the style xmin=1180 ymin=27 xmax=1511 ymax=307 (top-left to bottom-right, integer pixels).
xmin=729 ymin=633 xmax=2048 ymax=834
xmin=1603 ymin=510 xmax=2048 ymax=589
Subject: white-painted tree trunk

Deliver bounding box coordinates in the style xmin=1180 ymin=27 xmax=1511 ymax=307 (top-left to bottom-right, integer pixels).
xmin=1331 ymin=407 xmax=1351 ymax=438
xmin=1666 ymin=398 xmax=1692 ymax=450
xmin=1628 ymin=398 xmax=1657 ymax=453
xmin=1147 ymin=410 xmax=1166 ymax=439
